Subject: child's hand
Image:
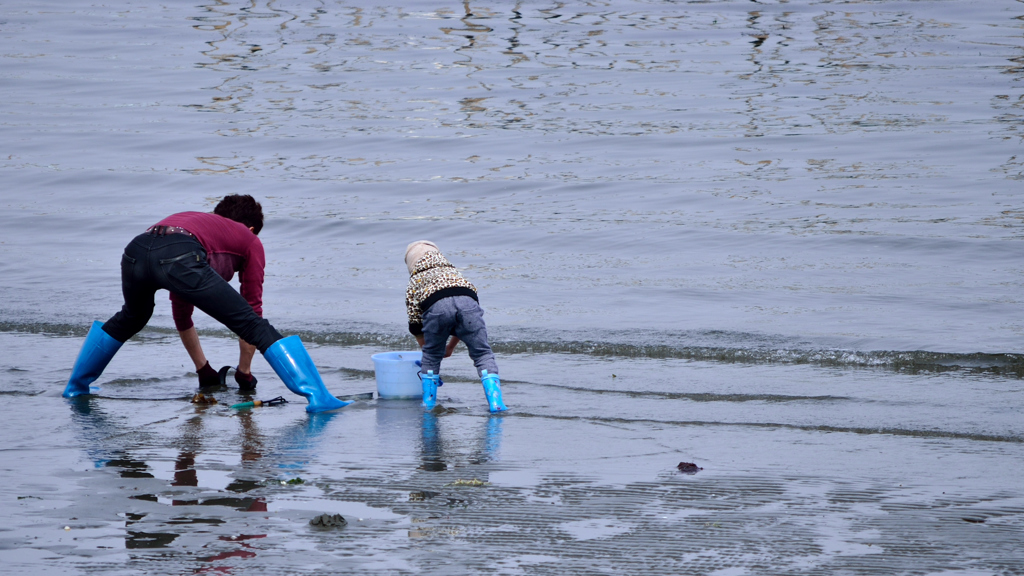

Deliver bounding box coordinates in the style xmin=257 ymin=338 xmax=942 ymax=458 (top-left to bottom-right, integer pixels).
xmin=415 ymin=334 xmax=425 ymax=348
xmin=444 ymin=336 xmax=461 ymax=358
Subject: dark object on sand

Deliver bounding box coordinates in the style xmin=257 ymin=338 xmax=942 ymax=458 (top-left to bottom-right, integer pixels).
xmin=190 ymin=392 xmax=217 ymax=405
xmin=309 ymin=514 xmax=347 ymax=529
xmin=409 ymin=490 xmax=440 ymax=501
xmin=677 ymin=462 xmax=703 ymax=474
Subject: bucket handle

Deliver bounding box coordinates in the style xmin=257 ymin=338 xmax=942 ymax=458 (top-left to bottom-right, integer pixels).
xmin=414 ymin=360 xmax=442 ymax=387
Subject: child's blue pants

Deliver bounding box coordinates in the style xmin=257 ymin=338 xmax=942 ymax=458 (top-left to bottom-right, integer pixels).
xmin=420 ymin=295 xmax=499 ymax=377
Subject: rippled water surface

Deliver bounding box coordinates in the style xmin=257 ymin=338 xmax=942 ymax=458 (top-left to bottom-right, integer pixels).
xmin=2 ymin=0 xmax=1023 ymax=574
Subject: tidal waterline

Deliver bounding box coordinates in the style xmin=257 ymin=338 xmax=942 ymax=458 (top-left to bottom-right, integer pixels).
xmin=2 ymin=0 xmax=1024 ymax=573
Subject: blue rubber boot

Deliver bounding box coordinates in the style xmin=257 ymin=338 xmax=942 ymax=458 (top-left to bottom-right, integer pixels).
xmin=421 ymin=370 xmax=440 ymax=409
xmin=262 ymin=336 xmax=349 ymax=413
xmin=480 ymin=370 xmax=508 ymax=413
xmin=63 ymin=321 xmax=123 ymax=398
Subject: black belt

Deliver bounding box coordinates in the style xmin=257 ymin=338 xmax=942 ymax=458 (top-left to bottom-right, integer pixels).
xmin=147 ymin=225 xmax=196 ymax=239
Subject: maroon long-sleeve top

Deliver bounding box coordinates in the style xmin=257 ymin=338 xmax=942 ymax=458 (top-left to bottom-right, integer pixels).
xmin=154 ymin=212 xmax=266 ymax=331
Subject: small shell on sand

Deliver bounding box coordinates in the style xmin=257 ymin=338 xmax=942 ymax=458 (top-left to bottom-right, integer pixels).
xmin=309 ymin=514 xmax=347 ymax=529
xmin=677 ymin=462 xmax=703 ymax=474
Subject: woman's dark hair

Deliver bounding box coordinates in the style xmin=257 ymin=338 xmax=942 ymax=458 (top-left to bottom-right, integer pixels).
xmin=214 ymin=194 xmax=264 ymax=235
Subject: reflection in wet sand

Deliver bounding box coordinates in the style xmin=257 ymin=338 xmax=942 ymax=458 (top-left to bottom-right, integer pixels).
xmin=419 ymin=410 xmax=447 ymax=471
xmin=67 ymin=395 xmax=277 ymax=556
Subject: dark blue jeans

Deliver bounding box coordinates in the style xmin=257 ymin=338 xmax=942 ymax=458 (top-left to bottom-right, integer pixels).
xmin=420 ymin=295 xmax=499 ymax=377
xmin=101 ymin=232 xmax=283 ymax=353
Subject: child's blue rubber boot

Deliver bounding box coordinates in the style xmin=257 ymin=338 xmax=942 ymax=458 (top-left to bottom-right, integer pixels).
xmin=480 ymin=370 xmax=507 ymax=413
xmin=421 ymin=370 xmax=440 ymax=409
xmin=63 ymin=321 xmax=123 ymax=398
xmin=263 ymin=336 xmax=350 ymax=413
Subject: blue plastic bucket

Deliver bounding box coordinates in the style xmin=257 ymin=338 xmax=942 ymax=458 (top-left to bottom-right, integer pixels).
xmin=371 ymin=351 xmax=423 ymax=399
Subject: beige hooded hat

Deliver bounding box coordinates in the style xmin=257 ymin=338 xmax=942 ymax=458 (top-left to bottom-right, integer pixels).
xmin=405 ymin=240 xmax=439 ymax=274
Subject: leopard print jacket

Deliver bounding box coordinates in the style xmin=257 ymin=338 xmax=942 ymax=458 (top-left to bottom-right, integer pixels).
xmin=405 ymin=251 xmax=478 ymax=335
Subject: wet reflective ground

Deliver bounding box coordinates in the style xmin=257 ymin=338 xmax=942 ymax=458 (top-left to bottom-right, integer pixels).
xmin=2 ymin=330 xmax=1024 ymax=574
xmin=2 ymin=0 xmax=1024 ymax=573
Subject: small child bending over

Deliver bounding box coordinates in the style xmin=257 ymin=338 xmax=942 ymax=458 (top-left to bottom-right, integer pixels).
xmin=404 ymin=240 xmax=507 ymax=413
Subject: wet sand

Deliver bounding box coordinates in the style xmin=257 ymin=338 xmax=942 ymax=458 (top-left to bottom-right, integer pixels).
xmin=2 ymin=330 xmax=1022 ymax=574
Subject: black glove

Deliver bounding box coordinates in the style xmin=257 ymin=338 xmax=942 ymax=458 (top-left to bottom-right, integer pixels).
xmin=197 ymin=361 xmax=220 ymax=389
xmin=235 ymin=369 xmax=257 ymax=392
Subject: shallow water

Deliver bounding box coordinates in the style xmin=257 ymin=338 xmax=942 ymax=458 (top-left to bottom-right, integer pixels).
xmin=2 ymin=0 xmax=1024 ymax=573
